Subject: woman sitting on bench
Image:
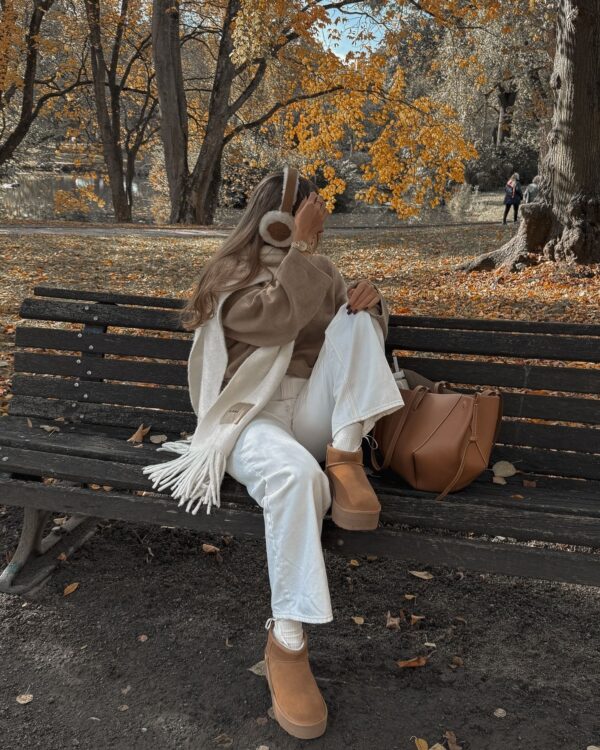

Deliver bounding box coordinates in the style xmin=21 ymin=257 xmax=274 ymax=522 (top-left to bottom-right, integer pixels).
xmin=166 ymin=167 xmax=404 ymax=739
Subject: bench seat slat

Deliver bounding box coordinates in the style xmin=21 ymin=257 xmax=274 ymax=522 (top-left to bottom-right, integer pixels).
xmin=2 ymin=415 xmax=599 ymax=510
xmin=2 ymin=477 xmax=600 ymax=589
xmin=2 ymin=445 xmax=599 ymax=547
xmin=490 ymin=445 xmax=600 ymax=481
xmin=377 ymin=493 xmax=600 ymax=547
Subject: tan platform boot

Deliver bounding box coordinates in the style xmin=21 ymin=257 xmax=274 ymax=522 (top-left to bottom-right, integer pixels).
xmin=264 ymin=622 xmax=328 ymax=740
xmin=325 ymin=444 xmax=381 ymax=531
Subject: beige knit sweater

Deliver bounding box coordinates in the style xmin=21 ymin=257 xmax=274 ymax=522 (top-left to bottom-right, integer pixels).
xmin=222 ymin=245 xmax=389 ymax=381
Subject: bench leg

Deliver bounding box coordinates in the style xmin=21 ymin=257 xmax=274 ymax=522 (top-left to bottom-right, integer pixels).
xmin=0 ymin=508 xmax=98 ymax=595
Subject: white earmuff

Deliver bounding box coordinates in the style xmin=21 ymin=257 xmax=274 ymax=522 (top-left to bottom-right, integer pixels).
xmin=258 ymin=165 xmax=300 ymax=248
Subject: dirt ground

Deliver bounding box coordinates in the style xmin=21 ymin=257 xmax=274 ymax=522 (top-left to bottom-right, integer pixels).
xmin=1 ymin=506 xmax=599 ymax=750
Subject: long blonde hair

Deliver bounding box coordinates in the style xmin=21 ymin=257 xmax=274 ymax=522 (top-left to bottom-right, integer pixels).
xmin=180 ymin=170 xmax=316 ymax=331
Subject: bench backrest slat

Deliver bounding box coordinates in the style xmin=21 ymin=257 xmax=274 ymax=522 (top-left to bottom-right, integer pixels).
xmin=397 ymin=355 xmax=600 ymax=395
xmin=386 ymin=327 xmax=600 ymax=362
xmin=15 ymin=326 xmax=191 ymax=360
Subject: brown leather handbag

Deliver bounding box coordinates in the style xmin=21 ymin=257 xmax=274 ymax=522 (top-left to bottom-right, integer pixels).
xmin=371 ymin=367 xmax=502 ymax=499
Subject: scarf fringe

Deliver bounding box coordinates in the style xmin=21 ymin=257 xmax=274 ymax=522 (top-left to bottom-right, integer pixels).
xmin=141 ymin=443 xmax=226 ymax=515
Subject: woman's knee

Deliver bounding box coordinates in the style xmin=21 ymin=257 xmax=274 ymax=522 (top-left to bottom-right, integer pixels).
xmin=272 ymin=453 xmax=330 ymax=514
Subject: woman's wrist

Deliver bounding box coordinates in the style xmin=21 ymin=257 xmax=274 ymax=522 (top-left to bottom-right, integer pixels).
xmin=290 ymin=238 xmax=315 ymax=254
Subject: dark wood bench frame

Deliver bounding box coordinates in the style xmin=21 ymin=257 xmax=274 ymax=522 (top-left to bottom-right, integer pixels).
xmin=1 ymin=286 xmax=599 ymax=594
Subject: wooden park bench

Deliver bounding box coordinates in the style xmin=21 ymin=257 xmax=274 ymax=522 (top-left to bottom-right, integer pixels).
xmin=1 ymin=286 xmax=599 ymax=594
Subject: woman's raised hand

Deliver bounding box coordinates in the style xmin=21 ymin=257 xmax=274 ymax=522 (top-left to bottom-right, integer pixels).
xmin=347 ymin=280 xmax=381 ymax=313
xmin=292 ymin=191 xmax=328 ymax=245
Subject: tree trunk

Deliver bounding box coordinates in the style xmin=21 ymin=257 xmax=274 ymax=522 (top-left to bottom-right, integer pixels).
xmin=85 ymin=0 xmax=131 ymax=222
xmin=152 ymin=0 xmax=190 ymax=223
xmin=463 ymin=0 xmax=600 ymax=272
xmin=496 ymin=86 xmax=517 ymax=146
xmin=182 ymin=0 xmax=239 ymax=225
xmin=0 ymin=0 xmax=55 ymax=169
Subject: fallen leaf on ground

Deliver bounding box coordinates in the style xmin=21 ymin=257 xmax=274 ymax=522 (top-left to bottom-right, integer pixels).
xmin=248 ymin=660 xmax=266 ymax=677
xmin=26 ymin=417 xmax=32 ymax=428
xmin=511 ymin=494 xmax=524 ymax=499
xmin=444 ymin=729 xmax=462 ymax=750
xmin=255 ymin=716 xmax=268 ymax=726
xmin=121 ymin=685 xmax=132 ymax=695
xmin=127 ymin=424 xmax=151 ymax=444
xmin=366 ymin=555 xmax=378 ymax=562
xmin=494 ymin=708 xmax=507 ymax=718
xmin=409 ymin=570 xmax=433 ymax=580
xmin=424 ymin=642 xmax=437 ymax=648
xmin=63 ymin=582 xmax=79 ymax=596
xmin=492 ymin=460 xmax=517 ymax=478
xmin=102 ymin=485 xmax=113 ymax=491
xmin=16 ymin=693 xmax=33 ymax=705
xmin=492 ymin=475 xmax=507 ymax=485
xmin=352 ymin=615 xmax=365 ymax=625
xmin=410 ymin=614 xmax=425 ymax=626
xmin=202 ymin=543 xmax=220 ymax=554
xmin=397 ymin=656 xmax=428 ymax=668
xmin=137 ymin=634 xmax=148 ymax=642
xmin=40 ymin=424 xmax=60 ymax=434
xmin=267 ymin=706 xmax=275 ymax=719
xmin=451 ymin=656 xmax=464 ymax=668
xmin=213 ymin=734 xmax=233 ymax=747
xmin=118 ymin=704 xmax=129 ymax=711
xmin=386 ymin=611 xmax=401 ymax=629
xmin=349 ymin=559 xmax=360 ymax=567
xmin=404 ymin=593 xmax=416 ymax=600
xmin=57 ymin=552 xmax=67 ymax=561
xmin=412 ymin=739 xmax=428 ymax=750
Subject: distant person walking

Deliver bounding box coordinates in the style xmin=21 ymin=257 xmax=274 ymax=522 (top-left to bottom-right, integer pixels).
xmin=523 ymin=175 xmax=540 ymax=204
xmin=502 ymin=172 xmax=523 ymax=223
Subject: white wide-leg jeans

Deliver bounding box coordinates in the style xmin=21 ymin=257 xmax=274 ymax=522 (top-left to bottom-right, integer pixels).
xmin=225 ymin=305 xmax=404 ymax=624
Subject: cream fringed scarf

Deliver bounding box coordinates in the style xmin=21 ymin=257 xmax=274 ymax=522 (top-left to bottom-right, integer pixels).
xmin=141 ymin=245 xmax=294 ymax=515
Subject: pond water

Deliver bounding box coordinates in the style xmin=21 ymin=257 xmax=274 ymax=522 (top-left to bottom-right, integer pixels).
xmin=0 ymin=172 xmax=161 ymax=223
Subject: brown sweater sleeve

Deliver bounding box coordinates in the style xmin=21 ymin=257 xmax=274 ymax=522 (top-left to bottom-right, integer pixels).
xmin=221 ymin=246 xmax=333 ymax=346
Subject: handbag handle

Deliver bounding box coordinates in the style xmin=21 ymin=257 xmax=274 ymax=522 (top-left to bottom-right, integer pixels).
xmin=435 ymin=390 xmax=503 ymax=500
xmin=434 ymin=394 xmax=479 ymax=500
xmin=371 ymin=386 xmax=428 ymax=472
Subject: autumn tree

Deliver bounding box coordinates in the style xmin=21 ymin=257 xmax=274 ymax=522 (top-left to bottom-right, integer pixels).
xmin=84 ymin=0 xmax=159 ymax=221
xmin=152 ymin=0 xmax=476 ymax=225
xmin=0 ymin=0 xmax=86 ymax=170
xmin=464 ymin=0 xmax=600 ymax=269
